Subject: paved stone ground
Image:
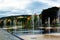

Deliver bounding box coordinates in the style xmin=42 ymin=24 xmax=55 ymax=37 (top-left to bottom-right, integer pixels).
xmin=20 ymin=34 xmax=60 ymax=40
xmin=1 ymin=28 xmax=60 ymax=40
xmin=0 ymin=28 xmax=20 ymax=40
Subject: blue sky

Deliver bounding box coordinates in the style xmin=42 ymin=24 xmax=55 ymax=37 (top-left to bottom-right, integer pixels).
xmin=0 ymin=0 xmax=60 ymax=18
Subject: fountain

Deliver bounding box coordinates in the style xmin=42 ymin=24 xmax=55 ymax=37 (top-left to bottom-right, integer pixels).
xmin=48 ymin=17 xmax=51 ymax=34
xmin=30 ymin=14 xmax=42 ymax=40
xmin=13 ymin=17 xmax=17 ymax=33
xmin=32 ymin=15 xmax=34 ymax=34
xmin=10 ymin=19 xmax=12 ymax=26
xmin=37 ymin=15 xmax=40 ymax=27
xmin=39 ymin=16 xmax=43 ymax=34
xmin=4 ymin=19 xmax=6 ymax=27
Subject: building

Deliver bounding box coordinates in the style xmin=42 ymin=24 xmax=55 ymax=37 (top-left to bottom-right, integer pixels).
xmin=0 ymin=14 xmax=41 ymax=32
xmin=0 ymin=15 xmax=32 ymax=32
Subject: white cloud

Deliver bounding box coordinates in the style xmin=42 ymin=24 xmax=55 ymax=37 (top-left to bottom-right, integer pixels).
xmin=1 ymin=0 xmax=60 ymax=17
xmin=0 ymin=14 xmax=20 ymax=17
xmin=0 ymin=0 xmax=33 ymax=9
xmin=37 ymin=0 xmax=60 ymax=7
xmin=0 ymin=0 xmax=34 ymax=17
xmin=0 ymin=9 xmax=33 ymax=17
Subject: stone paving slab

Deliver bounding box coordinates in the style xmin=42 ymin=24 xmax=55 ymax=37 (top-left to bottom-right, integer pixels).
xmin=19 ymin=34 xmax=60 ymax=40
xmin=0 ymin=28 xmax=20 ymax=40
xmin=1 ymin=28 xmax=60 ymax=40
